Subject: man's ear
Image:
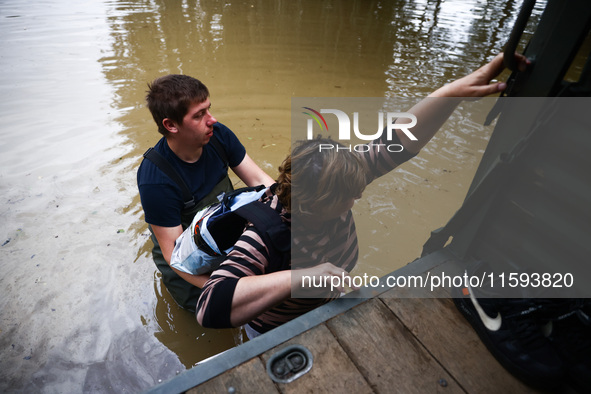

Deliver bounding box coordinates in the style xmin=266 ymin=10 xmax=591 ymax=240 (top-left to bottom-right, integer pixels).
xmin=162 ymin=118 xmax=178 ymax=134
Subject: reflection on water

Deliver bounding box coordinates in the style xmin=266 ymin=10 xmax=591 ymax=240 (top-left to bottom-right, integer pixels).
xmin=1 ymin=0 xmax=549 ymax=391
xmin=150 ymin=271 xmax=244 ymax=367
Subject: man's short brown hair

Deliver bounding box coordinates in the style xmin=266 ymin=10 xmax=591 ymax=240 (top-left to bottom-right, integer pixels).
xmin=146 ymin=74 xmax=209 ymax=135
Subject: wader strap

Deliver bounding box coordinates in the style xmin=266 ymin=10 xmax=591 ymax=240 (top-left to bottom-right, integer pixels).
xmin=142 ymin=134 xmax=230 ymax=210
xmin=208 ymin=134 xmax=229 ymax=170
xmin=143 ymin=147 xmax=195 ymax=210
xmin=180 ymin=175 xmax=233 ymax=228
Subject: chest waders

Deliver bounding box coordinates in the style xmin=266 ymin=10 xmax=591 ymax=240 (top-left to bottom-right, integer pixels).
xmin=143 ymin=135 xmax=232 ymax=311
xmin=149 ymin=176 xmax=233 ymax=312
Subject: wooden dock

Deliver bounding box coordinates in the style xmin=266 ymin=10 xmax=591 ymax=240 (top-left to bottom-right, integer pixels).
xmin=146 ymin=249 xmax=555 ymax=393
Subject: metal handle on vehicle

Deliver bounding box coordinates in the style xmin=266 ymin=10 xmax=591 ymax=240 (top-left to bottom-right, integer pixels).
xmin=504 ymin=0 xmax=536 ymax=71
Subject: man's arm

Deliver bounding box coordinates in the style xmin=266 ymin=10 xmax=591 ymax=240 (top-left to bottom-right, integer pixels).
xmin=231 ymin=153 xmax=275 ymax=187
xmin=151 ymin=224 xmax=210 ymax=288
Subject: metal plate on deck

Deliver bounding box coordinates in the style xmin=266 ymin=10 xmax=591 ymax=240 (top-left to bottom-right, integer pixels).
xmin=266 ymin=344 xmax=313 ymax=383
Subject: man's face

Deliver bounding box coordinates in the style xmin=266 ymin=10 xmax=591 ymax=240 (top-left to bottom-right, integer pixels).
xmin=176 ymin=98 xmax=217 ymax=145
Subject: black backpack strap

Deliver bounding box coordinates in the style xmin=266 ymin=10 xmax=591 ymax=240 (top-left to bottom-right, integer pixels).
xmin=142 ymin=134 xmax=228 ymax=211
xmin=143 ymin=147 xmax=196 ymax=210
xmin=234 ymin=201 xmax=291 ymax=272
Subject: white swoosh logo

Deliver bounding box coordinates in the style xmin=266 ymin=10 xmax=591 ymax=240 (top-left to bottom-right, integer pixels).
xmin=466 ymin=280 xmax=502 ymax=331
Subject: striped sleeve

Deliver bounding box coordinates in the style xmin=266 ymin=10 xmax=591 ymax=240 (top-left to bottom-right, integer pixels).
xmin=362 ymin=129 xmax=417 ymax=184
xmin=195 ymin=226 xmax=271 ymax=328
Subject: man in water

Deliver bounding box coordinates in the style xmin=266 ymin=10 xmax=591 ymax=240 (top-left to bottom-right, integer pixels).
xmin=137 ymin=74 xmax=274 ymax=311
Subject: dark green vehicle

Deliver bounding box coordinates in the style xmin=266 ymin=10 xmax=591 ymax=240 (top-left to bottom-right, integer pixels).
xmin=422 ymin=0 xmax=591 ymax=391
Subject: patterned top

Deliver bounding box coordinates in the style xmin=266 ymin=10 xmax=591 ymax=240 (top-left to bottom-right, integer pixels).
xmin=196 ymin=133 xmax=416 ymax=334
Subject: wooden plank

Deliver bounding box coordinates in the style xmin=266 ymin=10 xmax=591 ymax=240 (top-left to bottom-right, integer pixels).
xmin=187 ymin=357 xmax=278 ymax=394
xmin=327 ymin=298 xmax=463 ymax=393
xmin=380 ymin=296 xmax=538 ymax=393
xmin=260 ymin=324 xmax=373 ymax=394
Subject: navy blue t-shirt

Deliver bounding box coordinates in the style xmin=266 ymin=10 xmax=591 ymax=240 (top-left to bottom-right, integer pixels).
xmin=137 ymin=123 xmax=246 ymax=227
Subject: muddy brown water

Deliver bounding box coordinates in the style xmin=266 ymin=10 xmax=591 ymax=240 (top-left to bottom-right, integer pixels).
xmin=0 ymin=0 xmax=555 ymax=391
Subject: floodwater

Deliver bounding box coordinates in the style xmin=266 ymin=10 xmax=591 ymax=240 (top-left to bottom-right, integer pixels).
xmin=0 ymin=0 xmax=549 ymax=392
